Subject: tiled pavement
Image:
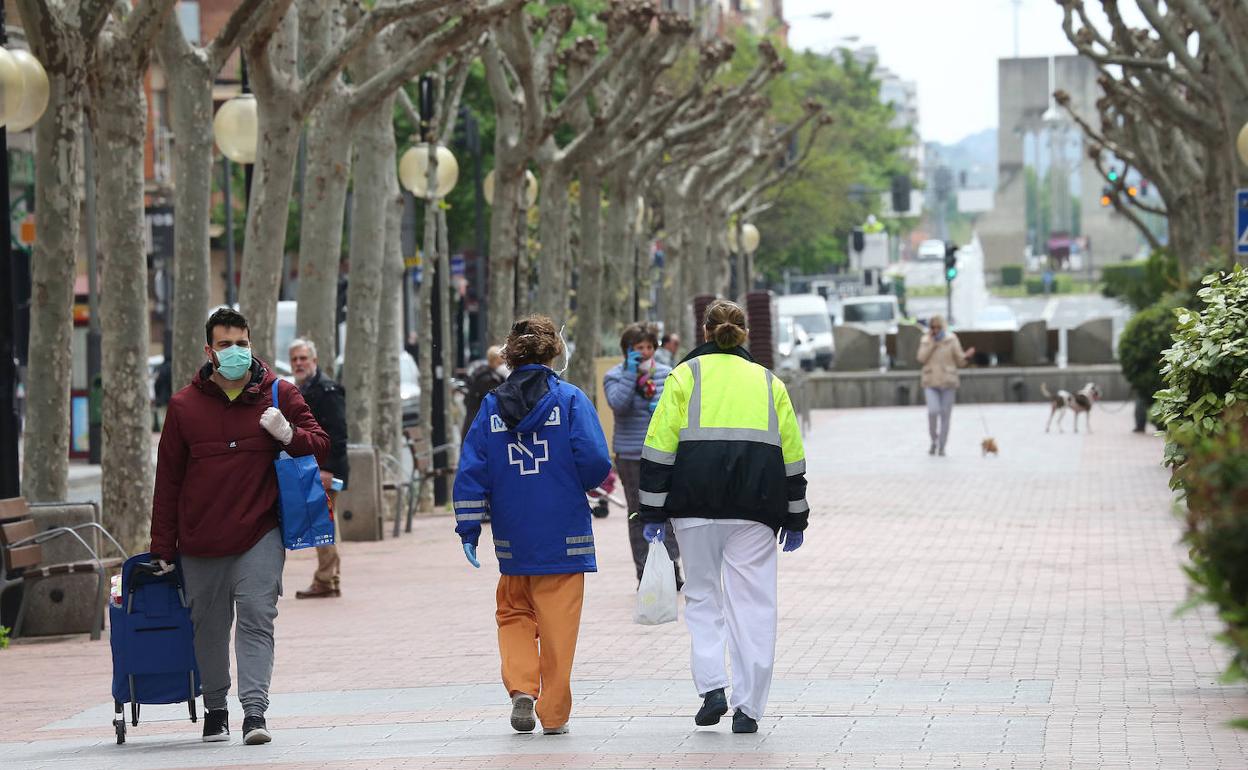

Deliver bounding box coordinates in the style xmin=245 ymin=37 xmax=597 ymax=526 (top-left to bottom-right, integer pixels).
xmin=2 ymin=403 xmax=1246 ymax=769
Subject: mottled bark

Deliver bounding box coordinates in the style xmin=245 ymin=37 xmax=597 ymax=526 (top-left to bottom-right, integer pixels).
xmin=567 ymin=169 xmax=602 ymax=394
xmin=15 ymin=0 xmax=94 ymax=502
xmin=601 ymin=171 xmax=633 ymax=329
xmin=373 ymin=169 xmax=404 ymax=459
xmin=90 ymin=8 xmax=172 ymax=552
xmin=485 ymin=167 xmax=524 ymax=341
xmin=341 ymin=81 xmax=394 ymax=444
xmin=534 ymin=166 xmax=571 ymax=320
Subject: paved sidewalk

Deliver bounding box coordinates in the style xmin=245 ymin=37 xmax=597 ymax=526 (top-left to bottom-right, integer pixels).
xmin=2 ymin=403 xmax=1246 ymax=769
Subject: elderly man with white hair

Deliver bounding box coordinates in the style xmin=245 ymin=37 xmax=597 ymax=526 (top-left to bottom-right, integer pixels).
xmin=288 ymin=337 xmax=350 ymax=598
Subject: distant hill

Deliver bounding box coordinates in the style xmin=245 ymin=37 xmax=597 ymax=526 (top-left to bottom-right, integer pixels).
xmin=925 ymin=129 xmax=997 ymax=190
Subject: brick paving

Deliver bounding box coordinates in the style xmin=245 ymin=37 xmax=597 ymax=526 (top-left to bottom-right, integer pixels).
xmin=2 ymin=402 xmax=1246 ymax=769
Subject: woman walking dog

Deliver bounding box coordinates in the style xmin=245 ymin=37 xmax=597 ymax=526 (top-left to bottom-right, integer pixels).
xmin=638 ymin=300 xmax=809 ymax=733
xmin=917 ymin=314 xmax=975 ymax=456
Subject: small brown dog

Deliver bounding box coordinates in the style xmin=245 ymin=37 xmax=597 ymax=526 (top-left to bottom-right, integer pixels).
xmin=981 ymin=437 xmax=999 ymax=456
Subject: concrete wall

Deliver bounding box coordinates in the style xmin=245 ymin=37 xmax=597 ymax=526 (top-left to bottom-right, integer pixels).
xmin=799 ymin=365 xmax=1129 ymax=409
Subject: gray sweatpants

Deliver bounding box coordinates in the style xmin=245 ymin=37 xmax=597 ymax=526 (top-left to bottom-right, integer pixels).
xmin=181 ymin=526 xmax=285 ymax=717
xmin=925 ymin=387 xmax=957 ymax=450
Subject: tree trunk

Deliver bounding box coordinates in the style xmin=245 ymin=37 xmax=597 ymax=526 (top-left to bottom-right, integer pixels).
xmin=342 ymin=90 xmax=394 ymax=444
xmin=487 ymin=161 xmax=524 ymax=343
xmin=437 ymin=206 xmax=458 ymax=464
xmin=534 ymin=166 xmax=571 ymax=320
xmin=416 ymin=179 xmax=436 ymax=512
xmin=568 ymin=168 xmax=602 ymax=393
xmin=157 ymin=42 xmax=216 ymax=389
xmin=20 ymin=35 xmax=88 ymax=502
xmin=90 ymin=33 xmax=154 ymax=553
xmin=601 ymin=172 xmax=632 ymax=330
xmin=295 ymin=97 xmax=352 ymax=375
xmin=373 ymin=167 xmax=404 ymax=459
xmin=661 ymin=196 xmax=688 ymax=347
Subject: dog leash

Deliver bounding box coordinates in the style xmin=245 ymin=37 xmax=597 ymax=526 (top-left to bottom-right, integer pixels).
xmin=1096 ymin=399 xmax=1133 ymax=414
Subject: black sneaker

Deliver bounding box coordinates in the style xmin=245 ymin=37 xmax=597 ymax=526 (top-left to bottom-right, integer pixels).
xmin=202 ymin=709 xmax=229 ymax=743
xmin=731 ymin=708 xmax=758 ymax=734
xmin=242 ymin=715 xmax=271 ymax=745
xmin=695 ymin=688 xmax=728 ymax=726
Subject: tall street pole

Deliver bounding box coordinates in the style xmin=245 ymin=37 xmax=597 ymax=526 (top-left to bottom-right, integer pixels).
xmin=85 ymin=121 xmax=102 ymax=463
xmin=419 ymin=75 xmax=448 ymax=505
xmin=0 ymin=6 xmax=18 ymax=496
xmin=223 ymin=157 xmax=236 ymax=305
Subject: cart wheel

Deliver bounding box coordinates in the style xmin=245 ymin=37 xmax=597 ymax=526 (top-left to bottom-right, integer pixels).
xmin=114 ymin=718 xmax=126 ymax=745
xmin=592 ymin=500 xmax=609 ymax=519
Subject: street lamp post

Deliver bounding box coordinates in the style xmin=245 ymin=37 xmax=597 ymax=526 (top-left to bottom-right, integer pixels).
xmin=0 ymin=11 xmax=49 ymax=498
xmin=213 ymin=62 xmax=259 ymax=306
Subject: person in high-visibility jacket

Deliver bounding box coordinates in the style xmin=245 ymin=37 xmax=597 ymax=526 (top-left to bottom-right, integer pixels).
xmin=639 ymin=299 xmax=809 ymax=734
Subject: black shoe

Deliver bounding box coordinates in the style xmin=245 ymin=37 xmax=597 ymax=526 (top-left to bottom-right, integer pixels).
xmin=242 ymin=715 xmax=271 ymax=745
xmin=731 ymin=709 xmax=758 ymax=734
xmin=202 ymin=709 xmax=229 ymax=743
xmin=695 ymin=688 xmax=728 ymax=726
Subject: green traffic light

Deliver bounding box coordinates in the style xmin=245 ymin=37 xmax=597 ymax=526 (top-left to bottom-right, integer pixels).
xmin=1107 ymin=170 xmax=1119 ymax=182
xmin=946 ymin=267 xmax=958 ymax=281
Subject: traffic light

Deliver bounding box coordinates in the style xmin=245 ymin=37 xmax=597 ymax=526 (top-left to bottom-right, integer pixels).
xmin=944 ymin=243 xmax=959 ymax=282
xmin=1127 ymin=185 xmax=1138 ymax=197
xmin=1100 ymin=185 xmax=1112 ymax=207
xmin=890 ymin=174 xmax=911 ymax=214
xmin=1107 ymin=167 xmax=1120 ymax=183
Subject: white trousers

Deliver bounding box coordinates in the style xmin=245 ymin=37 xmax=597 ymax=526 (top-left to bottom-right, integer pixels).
xmin=673 ymin=519 xmax=778 ymax=721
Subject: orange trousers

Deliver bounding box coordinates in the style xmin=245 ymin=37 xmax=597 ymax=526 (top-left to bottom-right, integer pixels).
xmin=496 ymin=572 xmax=585 ymax=730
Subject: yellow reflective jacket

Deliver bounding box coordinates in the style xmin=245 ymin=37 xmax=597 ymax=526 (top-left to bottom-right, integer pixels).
xmin=639 ymin=343 xmax=809 ymax=531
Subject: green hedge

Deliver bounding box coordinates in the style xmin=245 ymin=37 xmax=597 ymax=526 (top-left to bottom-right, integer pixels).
xmin=1024 ymin=274 xmax=1073 ymax=295
xmin=1158 ymin=266 xmax=1248 ymax=704
xmin=1118 ymin=299 xmax=1178 ymax=401
xmin=1000 ymin=264 xmax=1024 ymax=286
xmin=1102 ymin=250 xmax=1179 ymax=310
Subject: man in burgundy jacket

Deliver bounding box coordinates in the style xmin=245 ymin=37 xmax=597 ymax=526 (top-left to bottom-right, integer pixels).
xmin=150 ymin=308 xmax=328 ymax=746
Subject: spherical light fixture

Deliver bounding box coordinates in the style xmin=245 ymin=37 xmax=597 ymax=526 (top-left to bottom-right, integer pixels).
xmin=398 ymin=143 xmax=459 ymax=199
xmin=7 ymin=49 xmax=49 ymax=133
xmin=0 ymin=49 xmax=23 ymax=128
xmin=1238 ymin=121 xmax=1248 ymax=167
xmin=741 ymin=223 xmax=761 ymax=254
xmin=213 ymin=94 xmax=259 ymax=165
xmin=483 ymin=169 xmax=538 ymax=207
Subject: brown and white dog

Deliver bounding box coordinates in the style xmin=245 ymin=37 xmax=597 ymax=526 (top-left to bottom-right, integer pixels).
xmin=1042 ymin=382 xmax=1102 ymax=433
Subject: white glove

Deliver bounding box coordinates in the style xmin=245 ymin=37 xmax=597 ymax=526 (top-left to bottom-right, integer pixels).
xmin=154 ymin=559 xmax=175 ymax=576
xmin=260 ymin=407 xmax=293 ymax=445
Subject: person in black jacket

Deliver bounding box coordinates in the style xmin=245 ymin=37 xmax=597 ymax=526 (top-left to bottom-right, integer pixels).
xmin=461 ymin=345 xmax=508 ymax=441
xmin=289 ymin=338 xmax=349 ymax=599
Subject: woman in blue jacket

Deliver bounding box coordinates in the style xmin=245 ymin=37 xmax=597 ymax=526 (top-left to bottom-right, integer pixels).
xmin=603 ymin=323 xmax=682 ymax=586
xmin=453 ymin=315 xmax=612 ymax=737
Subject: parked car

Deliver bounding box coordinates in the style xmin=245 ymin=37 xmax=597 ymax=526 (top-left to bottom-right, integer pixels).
xmin=776 ymin=293 xmax=835 ymax=370
xmin=917 ymin=239 xmax=945 ymax=262
xmin=839 ymin=295 xmax=901 ymax=336
xmin=776 ymin=318 xmax=816 ymax=372
xmin=972 ymin=304 xmax=1020 ymax=332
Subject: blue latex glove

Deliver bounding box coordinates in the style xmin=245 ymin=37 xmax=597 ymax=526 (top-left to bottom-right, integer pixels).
xmin=625 ymin=350 xmax=641 ymax=373
xmin=643 ymin=523 xmax=665 ymax=543
xmin=778 ymin=529 xmax=804 ymax=552
xmin=647 ymin=399 xmax=658 ymax=413
xmin=463 ymin=542 xmax=481 ymax=568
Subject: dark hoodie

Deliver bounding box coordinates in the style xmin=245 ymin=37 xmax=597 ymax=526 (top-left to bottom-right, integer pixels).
xmin=149 ymin=358 xmax=329 ymax=560
xmin=494 ymin=365 xmax=557 ymax=431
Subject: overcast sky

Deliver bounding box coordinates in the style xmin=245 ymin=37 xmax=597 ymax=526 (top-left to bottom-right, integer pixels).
xmin=783 ymin=0 xmax=1144 ymax=146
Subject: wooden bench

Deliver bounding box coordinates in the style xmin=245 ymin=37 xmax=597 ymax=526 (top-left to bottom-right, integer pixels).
xmin=0 ymin=497 xmax=127 ymax=641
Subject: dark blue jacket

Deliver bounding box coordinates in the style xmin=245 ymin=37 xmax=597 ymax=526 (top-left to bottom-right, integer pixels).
xmin=453 ymin=365 xmax=612 ymax=575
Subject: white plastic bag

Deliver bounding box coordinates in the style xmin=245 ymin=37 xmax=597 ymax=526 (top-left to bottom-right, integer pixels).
xmin=634 ymin=541 xmax=678 ymax=625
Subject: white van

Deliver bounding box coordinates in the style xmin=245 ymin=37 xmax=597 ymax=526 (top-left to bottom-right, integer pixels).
xmin=776 ymin=293 xmax=834 ymax=370
xmin=839 ymin=295 xmax=901 ymax=336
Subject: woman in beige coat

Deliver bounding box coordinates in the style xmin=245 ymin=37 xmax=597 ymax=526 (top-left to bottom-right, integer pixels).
xmin=916 ymin=315 xmax=975 ymax=456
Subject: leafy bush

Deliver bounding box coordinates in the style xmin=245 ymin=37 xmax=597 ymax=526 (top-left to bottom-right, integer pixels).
xmin=1154 ymin=266 xmax=1248 ymax=469
xmin=1024 ymin=274 xmax=1072 ymax=295
xmin=1102 ymin=250 xmax=1179 ymax=310
xmin=0 ymin=625 xmax=8 ymax=650
xmin=1000 ymin=264 xmax=1024 ymax=286
xmin=1176 ymin=410 xmax=1248 ymax=694
xmin=1118 ymin=299 xmax=1179 ymax=401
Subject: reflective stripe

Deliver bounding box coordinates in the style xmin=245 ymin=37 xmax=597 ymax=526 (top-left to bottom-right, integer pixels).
xmin=641 ymin=445 xmax=677 ymax=465
xmin=787 ymin=499 xmax=810 ymax=514
xmin=494 ymin=539 xmax=511 ymax=548
xmin=680 ymin=427 xmax=781 ymax=446
xmin=639 ymin=490 xmax=668 ymax=507
xmin=785 ymin=459 xmax=806 ymax=476
xmin=567 ymin=546 xmax=596 ymax=556
xmin=456 ymin=512 xmax=485 ymax=522
xmin=565 ymin=535 xmax=594 ymax=544
xmin=496 ymin=550 xmax=513 ymax=559
xmin=687 ymin=359 xmax=703 ymax=429
xmin=454 ymin=499 xmax=487 ymax=510
xmin=685 ymin=357 xmax=782 ymax=447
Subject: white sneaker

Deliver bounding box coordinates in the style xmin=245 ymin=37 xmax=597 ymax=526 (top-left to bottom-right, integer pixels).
xmin=510 ymin=694 xmax=536 ymax=733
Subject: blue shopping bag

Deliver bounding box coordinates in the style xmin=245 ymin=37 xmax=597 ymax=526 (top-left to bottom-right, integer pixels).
xmin=272 ymin=380 xmax=335 ymax=550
